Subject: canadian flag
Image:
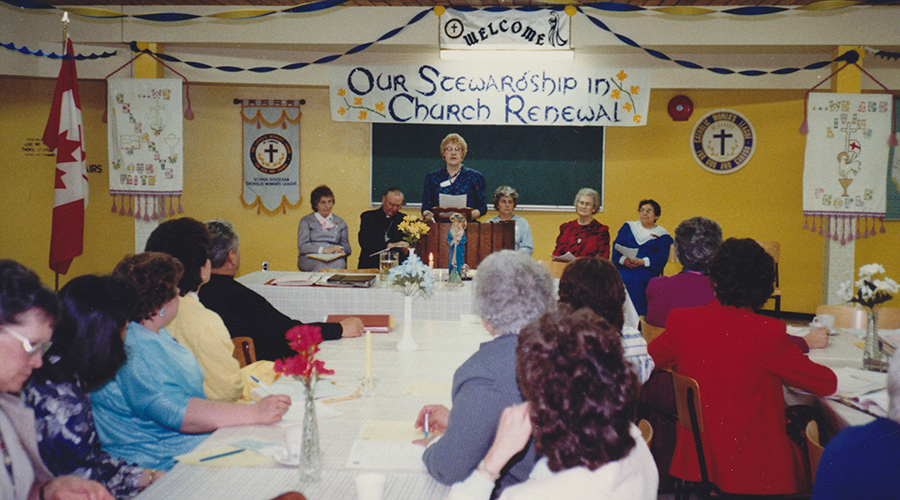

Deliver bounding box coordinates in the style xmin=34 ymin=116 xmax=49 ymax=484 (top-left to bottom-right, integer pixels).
xmin=42 ymin=37 xmax=87 ymax=275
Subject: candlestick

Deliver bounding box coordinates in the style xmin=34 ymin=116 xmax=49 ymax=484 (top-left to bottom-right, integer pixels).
xmin=364 ymin=331 xmax=373 ymax=379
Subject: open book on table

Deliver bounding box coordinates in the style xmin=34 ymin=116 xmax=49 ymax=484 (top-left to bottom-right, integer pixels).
xmin=307 ymin=252 xmax=346 ymax=262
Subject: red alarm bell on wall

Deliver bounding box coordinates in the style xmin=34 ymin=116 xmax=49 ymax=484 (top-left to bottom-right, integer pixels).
xmin=668 ymin=95 xmax=693 ymax=121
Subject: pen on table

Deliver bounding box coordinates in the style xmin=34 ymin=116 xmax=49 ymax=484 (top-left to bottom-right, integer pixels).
xmin=250 ymin=376 xmax=273 ymax=396
xmin=199 ymin=448 xmax=245 ymax=462
xmin=424 ymin=412 xmax=430 ymax=440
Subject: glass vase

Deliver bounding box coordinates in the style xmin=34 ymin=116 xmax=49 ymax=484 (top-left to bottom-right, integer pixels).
xmin=298 ymin=379 xmax=322 ymax=482
xmin=863 ymin=309 xmax=888 ymax=372
xmin=396 ymin=295 xmax=418 ymax=352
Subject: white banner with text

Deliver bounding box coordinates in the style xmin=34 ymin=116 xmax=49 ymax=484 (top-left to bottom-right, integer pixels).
xmin=330 ymin=63 xmax=650 ymax=127
xmin=439 ymin=9 xmax=571 ymax=51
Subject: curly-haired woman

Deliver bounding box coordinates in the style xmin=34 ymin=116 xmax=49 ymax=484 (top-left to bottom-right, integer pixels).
xmin=648 ymin=238 xmax=836 ymax=495
xmin=90 ymin=253 xmax=291 ymax=471
xmin=448 ymin=307 xmax=658 ymax=500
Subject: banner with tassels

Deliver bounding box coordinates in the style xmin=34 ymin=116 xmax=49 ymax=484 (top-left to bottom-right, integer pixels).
xmin=802 ymin=92 xmax=892 ymax=244
xmin=240 ymin=100 xmax=303 ymax=215
xmin=107 ymin=78 xmax=184 ymax=220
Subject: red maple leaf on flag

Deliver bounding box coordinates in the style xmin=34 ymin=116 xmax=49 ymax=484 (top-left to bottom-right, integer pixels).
xmin=43 ymin=38 xmax=87 ymax=275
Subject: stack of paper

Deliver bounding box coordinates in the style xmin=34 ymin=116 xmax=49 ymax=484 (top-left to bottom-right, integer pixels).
xmin=266 ymin=273 xmax=322 ymax=286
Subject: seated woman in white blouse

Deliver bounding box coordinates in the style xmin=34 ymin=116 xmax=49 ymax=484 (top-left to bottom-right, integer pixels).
xmin=487 ymin=186 xmax=533 ymax=256
xmin=448 ymin=306 xmax=658 ymax=500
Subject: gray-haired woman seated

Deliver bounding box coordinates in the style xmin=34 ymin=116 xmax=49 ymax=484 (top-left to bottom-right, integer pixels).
xmin=414 ymin=250 xmax=556 ymax=496
xmin=487 ymin=186 xmax=533 ymax=256
xmin=448 ymin=307 xmax=658 ymax=500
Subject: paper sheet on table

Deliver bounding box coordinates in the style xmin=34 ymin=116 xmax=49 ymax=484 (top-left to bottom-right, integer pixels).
xmin=358 ymin=420 xmax=424 ymax=442
xmin=175 ymin=445 xmax=272 ymax=467
xmin=439 ymin=193 xmax=467 ymax=208
xmin=614 ymin=244 xmax=638 ymax=259
xmin=857 ymin=389 xmax=889 ymax=417
xmin=786 ymin=325 xmax=809 ymax=337
xmin=279 ymin=400 xmax=342 ymax=424
xmin=267 ymin=273 xmax=323 ymax=286
xmin=346 ymin=440 xmax=426 ymax=470
xmin=829 ymin=367 xmax=888 ymax=399
xmin=402 ymin=381 xmax=452 ymax=398
xmin=253 ymin=378 xmax=357 ymax=403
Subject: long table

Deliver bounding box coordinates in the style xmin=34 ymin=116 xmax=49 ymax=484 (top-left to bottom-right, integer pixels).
xmin=237 ymin=271 xmax=475 ymax=322
xmin=135 ymin=319 xmax=490 ymax=500
xmin=786 ymin=329 xmax=878 ymax=435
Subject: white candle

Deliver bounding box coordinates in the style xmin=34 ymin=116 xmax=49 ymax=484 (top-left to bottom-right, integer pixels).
xmin=428 ymin=252 xmax=434 ymax=269
xmin=364 ymin=331 xmax=373 ymax=379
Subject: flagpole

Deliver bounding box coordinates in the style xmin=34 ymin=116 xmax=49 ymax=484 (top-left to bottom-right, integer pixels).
xmin=62 ymin=12 xmax=69 ymax=46
xmin=55 ymin=11 xmax=69 ymax=292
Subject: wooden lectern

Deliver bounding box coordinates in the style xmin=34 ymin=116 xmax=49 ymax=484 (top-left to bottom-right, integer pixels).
xmin=415 ymin=220 xmax=514 ymax=269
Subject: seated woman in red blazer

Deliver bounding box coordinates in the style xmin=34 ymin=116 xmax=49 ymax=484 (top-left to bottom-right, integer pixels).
xmin=648 ymin=238 xmax=837 ymax=496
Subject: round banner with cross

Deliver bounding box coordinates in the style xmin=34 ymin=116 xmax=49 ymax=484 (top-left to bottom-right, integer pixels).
xmin=240 ymin=99 xmax=303 ymax=214
xmin=691 ymin=109 xmax=755 ymax=174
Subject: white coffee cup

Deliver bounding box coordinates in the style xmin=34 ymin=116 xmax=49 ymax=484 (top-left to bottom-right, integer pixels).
xmin=811 ymin=314 xmax=836 ymax=334
xmin=284 ymin=425 xmax=304 ymax=463
xmin=354 ymin=472 xmax=386 ymax=500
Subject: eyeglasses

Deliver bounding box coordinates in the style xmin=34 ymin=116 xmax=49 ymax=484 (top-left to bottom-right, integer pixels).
xmin=2 ymin=326 xmax=52 ymax=357
xmin=443 ymin=146 xmax=463 ymax=153
xmin=639 ymin=208 xmax=655 ymax=214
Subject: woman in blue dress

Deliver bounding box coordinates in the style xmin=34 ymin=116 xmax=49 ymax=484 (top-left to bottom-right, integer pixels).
xmin=90 ymin=253 xmax=292 ymax=471
xmin=25 ymin=275 xmax=160 ymax=499
xmin=611 ymin=200 xmax=673 ymax=317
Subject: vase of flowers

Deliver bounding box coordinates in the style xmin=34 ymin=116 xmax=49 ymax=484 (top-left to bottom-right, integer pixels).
xmin=387 ymin=253 xmax=434 ymax=352
xmin=838 ymin=263 xmax=898 ymax=372
xmin=397 ymin=214 xmax=430 ymax=248
xmin=274 ymin=325 xmax=335 ymax=481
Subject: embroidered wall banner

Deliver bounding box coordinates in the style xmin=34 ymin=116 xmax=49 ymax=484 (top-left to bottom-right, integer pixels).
xmin=802 ymin=92 xmax=893 ymax=243
xmin=240 ymin=100 xmax=302 ymax=214
xmin=886 ymin=95 xmax=900 ymax=220
xmin=107 ymin=78 xmax=184 ymax=220
xmin=440 ymin=9 xmax=570 ymax=51
xmin=330 ymin=62 xmax=649 ymax=127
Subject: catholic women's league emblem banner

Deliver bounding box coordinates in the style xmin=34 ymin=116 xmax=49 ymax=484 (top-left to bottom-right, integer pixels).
xmin=440 ymin=9 xmax=570 ymax=51
xmin=330 ymin=63 xmax=650 ymax=127
xmin=241 ymin=100 xmax=303 ymax=215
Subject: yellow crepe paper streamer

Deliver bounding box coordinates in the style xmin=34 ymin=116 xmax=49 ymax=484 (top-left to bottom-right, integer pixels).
xmin=65 ymin=7 xmax=128 ymax=19
xmin=655 ymin=6 xmax=716 ymax=16
xmin=208 ymin=9 xmax=278 ymax=20
xmin=797 ymin=1 xmax=858 ymax=11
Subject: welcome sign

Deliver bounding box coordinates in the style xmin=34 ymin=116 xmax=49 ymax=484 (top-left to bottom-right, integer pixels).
xmin=440 ymin=9 xmax=571 ymax=51
xmin=329 ymin=63 xmax=650 ymax=127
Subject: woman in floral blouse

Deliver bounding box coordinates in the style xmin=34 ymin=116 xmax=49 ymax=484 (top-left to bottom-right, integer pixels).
xmin=24 ymin=275 xmax=161 ymax=499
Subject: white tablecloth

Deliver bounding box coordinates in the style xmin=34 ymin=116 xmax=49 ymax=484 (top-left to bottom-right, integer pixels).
xmin=237 ymin=271 xmax=476 ymax=323
xmin=135 ymin=319 xmax=489 ymax=500
xmin=785 ymin=329 xmax=879 ymax=433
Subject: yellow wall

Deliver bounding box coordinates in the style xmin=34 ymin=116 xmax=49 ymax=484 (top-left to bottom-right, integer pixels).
xmin=2 ymin=76 xmax=897 ymax=312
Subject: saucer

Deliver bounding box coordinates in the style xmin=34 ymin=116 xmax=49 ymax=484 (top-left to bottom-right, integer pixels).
xmin=272 ymin=448 xmax=300 ymax=467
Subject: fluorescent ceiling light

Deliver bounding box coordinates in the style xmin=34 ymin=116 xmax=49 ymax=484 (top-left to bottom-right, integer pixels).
xmin=440 ymin=49 xmax=574 ymax=61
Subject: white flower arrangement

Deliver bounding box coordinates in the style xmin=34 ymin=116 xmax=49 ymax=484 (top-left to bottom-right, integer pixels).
xmin=387 ymin=252 xmax=434 ymax=298
xmin=837 ymin=263 xmax=898 ymax=310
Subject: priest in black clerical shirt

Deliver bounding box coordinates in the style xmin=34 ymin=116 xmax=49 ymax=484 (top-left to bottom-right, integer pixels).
xmin=198 ymin=219 xmax=363 ymax=361
xmin=358 ymin=187 xmax=410 ymax=269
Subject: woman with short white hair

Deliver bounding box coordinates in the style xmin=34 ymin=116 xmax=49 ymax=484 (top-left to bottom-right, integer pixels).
xmin=415 ymin=250 xmax=556 ymax=496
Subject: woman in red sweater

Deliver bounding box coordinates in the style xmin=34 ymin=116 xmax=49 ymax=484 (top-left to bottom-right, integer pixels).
xmin=649 ymin=238 xmax=836 ymax=495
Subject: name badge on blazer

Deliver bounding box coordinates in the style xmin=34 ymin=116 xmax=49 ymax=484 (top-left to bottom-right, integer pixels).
xmin=440 ymin=179 xmax=452 ymax=188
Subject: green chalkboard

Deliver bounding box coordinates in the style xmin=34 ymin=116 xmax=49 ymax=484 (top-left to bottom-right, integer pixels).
xmin=371 ymin=124 xmax=604 ymax=211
